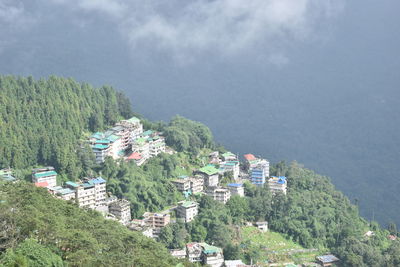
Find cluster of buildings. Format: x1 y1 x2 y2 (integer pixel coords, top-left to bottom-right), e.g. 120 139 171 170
88 116 166 165
31 166 132 225
129 130 166 166
244 154 287 194
170 242 224 267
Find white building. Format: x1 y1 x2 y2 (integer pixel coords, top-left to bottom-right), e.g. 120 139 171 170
268 176 287 195
206 187 231 204
227 183 245 197
177 201 198 223
197 165 219 187
32 167 57 188
109 199 131 225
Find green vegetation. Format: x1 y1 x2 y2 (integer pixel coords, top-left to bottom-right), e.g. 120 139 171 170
0 75 133 179
239 226 319 264
0 182 177 267
1 75 400 266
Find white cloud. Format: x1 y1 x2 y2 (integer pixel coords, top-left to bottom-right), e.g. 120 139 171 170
6 0 345 64
118 0 345 63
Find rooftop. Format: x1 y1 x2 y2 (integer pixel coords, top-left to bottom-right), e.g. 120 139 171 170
316 255 339 263
33 171 57 178
199 165 219 176
244 154 256 161
199 243 222 254
87 177 106 185
180 201 197 208
107 134 121 142
65 181 80 188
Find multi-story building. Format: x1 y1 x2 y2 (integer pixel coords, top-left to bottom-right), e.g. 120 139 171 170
206 187 231 204
268 176 287 195
116 116 143 142
32 167 57 188
177 201 198 223
250 159 270 186
65 181 96 209
143 212 171 229
143 212 171 237
172 178 191 193
189 176 204 194
109 125 132 151
148 135 166 157
197 165 219 187
109 199 131 225
85 177 107 207
186 243 203 263
200 243 224 267
227 183 245 197
220 161 240 180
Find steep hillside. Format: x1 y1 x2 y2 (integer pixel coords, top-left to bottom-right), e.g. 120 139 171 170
0 75 133 178
0 182 178 267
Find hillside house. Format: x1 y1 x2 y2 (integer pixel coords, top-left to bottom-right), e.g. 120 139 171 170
109 199 131 225
200 243 224 267
206 187 231 204
255 221 268 232
316 255 340 267
227 183 245 197
177 201 198 223
197 165 219 187
32 167 57 188
268 176 287 195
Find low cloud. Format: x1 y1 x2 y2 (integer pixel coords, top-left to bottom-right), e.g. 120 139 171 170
3 0 345 64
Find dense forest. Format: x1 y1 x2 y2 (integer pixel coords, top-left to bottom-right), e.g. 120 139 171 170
0 182 178 267
0 75 133 179
1 75 400 266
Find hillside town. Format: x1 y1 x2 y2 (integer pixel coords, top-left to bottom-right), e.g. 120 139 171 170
1 116 340 267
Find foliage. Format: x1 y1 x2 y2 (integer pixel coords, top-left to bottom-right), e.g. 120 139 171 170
0 75 132 178
163 115 215 154
0 182 177 267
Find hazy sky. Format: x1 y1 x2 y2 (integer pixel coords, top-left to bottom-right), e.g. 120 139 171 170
1 0 400 225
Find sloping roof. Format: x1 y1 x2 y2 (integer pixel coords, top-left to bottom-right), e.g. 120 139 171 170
244 154 256 161
33 171 57 178
199 165 219 176
316 255 339 263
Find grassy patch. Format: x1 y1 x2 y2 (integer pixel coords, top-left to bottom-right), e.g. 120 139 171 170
239 226 320 265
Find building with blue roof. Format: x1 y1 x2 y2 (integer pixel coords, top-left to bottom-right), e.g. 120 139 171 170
227 183 245 197
268 176 287 195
